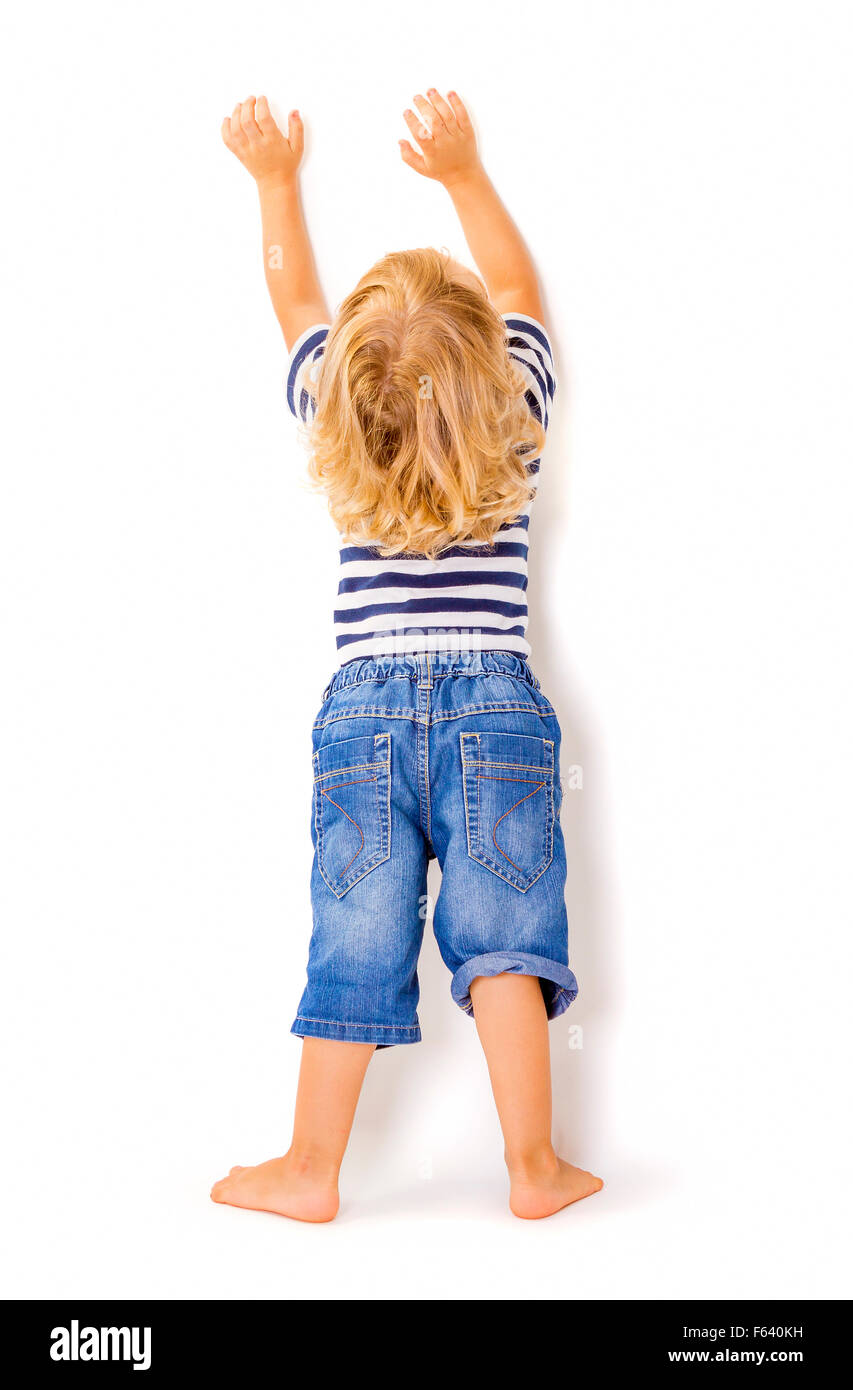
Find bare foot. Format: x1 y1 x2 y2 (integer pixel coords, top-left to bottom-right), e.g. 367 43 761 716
210 1153 339 1222
508 1153 604 1220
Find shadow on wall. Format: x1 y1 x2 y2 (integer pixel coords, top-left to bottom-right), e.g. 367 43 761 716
526 319 621 1161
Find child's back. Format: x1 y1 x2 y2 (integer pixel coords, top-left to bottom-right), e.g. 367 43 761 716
288 246 553 663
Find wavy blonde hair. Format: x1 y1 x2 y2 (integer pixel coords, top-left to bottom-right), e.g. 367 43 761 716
305 248 544 558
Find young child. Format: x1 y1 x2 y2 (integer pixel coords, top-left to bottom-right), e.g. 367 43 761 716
212 88 602 1221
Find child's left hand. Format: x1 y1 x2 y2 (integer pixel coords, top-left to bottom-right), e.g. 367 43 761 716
399 89 480 186
221 96 304 189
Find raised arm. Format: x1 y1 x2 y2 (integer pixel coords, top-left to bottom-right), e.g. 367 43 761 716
399 89 544 324
221 97 330 349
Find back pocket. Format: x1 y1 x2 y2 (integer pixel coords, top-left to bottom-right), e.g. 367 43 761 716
460 731 554 892
313 733 391 898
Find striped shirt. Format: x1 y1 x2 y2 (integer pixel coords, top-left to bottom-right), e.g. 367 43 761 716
285 312 555 665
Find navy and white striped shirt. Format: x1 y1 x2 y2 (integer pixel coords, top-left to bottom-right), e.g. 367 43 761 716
286 313 555 665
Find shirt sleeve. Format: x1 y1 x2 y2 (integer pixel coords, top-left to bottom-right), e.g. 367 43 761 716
503 313 556 434
285 323 330 423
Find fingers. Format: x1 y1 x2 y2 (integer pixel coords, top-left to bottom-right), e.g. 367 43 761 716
401 90 473 175
227 103 247 147
287 108 304 158
399 138 427 175
413 93 441 135
447 89 471 132
403 107 432 147
426 87 456 130
239 96 263 143
222 94 298 160
254 94 280 136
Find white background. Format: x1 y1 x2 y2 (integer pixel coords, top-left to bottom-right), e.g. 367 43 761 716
1 0 851 1300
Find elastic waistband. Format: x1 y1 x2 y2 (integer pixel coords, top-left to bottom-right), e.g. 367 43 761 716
323 649 541 699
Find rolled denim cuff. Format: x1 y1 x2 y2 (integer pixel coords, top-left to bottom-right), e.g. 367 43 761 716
451 951 578 1021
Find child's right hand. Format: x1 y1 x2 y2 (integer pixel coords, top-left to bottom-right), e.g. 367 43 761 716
221 97 304 188
399 89 480 186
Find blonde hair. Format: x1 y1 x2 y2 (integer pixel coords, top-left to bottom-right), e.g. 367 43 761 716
305 248 544 559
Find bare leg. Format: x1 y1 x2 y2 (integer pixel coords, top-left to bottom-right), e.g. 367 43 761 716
470 972 603 1219
210 1038 374 1221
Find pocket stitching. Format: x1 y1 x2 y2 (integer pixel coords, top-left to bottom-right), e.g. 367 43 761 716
461 732 555 893
319 781 368 878
487 777 547 876
314 734 391 899
315 761 383 782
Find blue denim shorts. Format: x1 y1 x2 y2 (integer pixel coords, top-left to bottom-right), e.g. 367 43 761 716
292 650 578 1046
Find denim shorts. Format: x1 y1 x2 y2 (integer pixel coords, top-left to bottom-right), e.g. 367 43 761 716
291 650 578 1046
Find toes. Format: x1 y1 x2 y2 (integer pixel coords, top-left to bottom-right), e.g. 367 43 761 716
229 1166 245 1176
